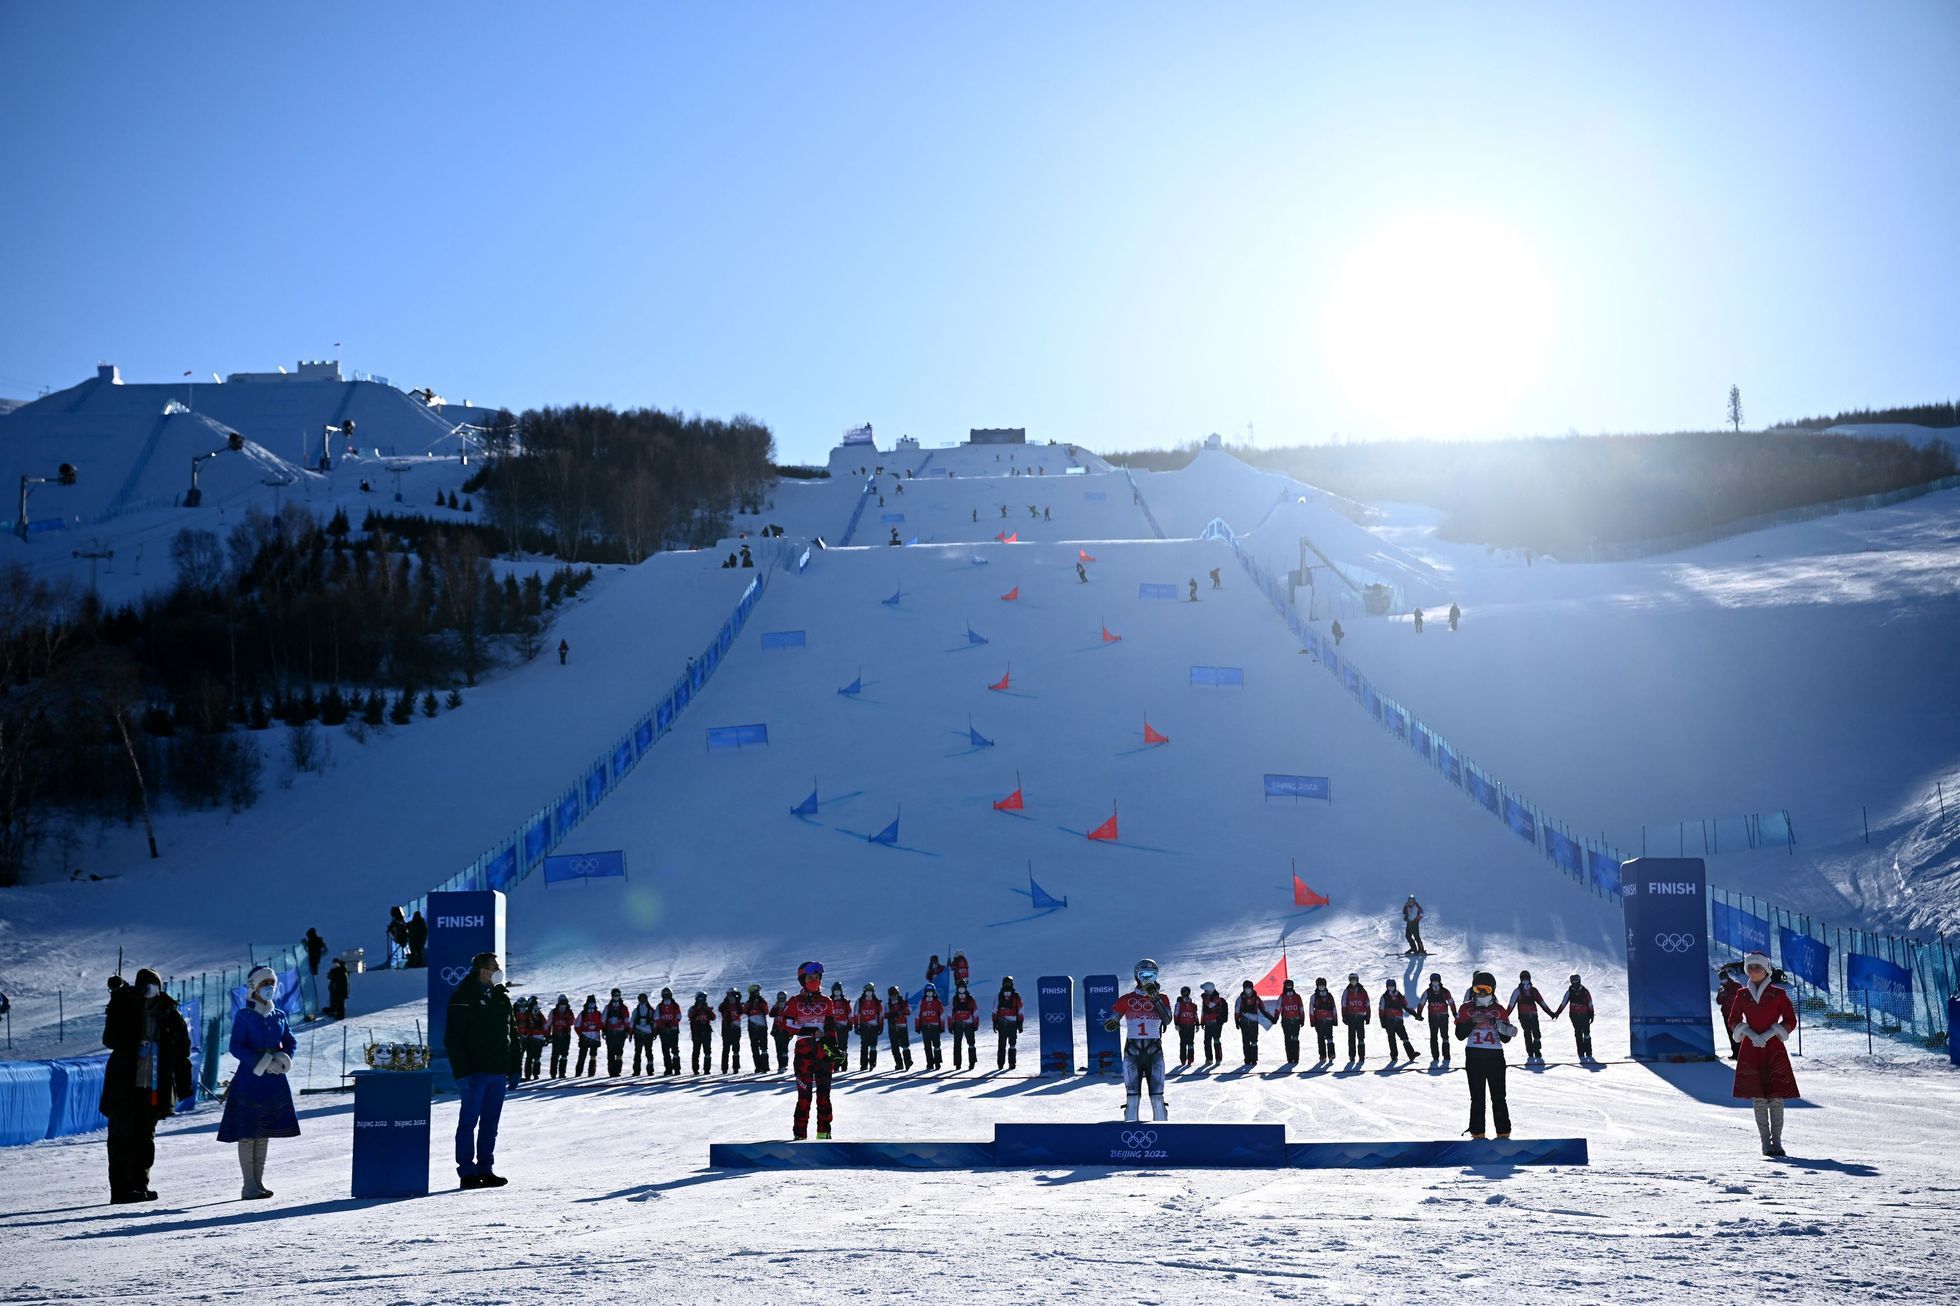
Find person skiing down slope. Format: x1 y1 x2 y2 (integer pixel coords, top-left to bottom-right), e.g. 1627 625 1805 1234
781 962 845 1141
1401 895 1426 954
1104 959 1174 1122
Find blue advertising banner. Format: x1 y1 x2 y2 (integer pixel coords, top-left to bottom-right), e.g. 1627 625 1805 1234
1084 491 1108 501
1325 650 1340 677
1263 774 1332 801
1344 666 1361 696
1082 973 1120 1074
178 997 202 1110
585 764 606 807
1545 827 1583 877
426 891 507 1087
556 791 581 838
1504 796 1537 845
1439 746 1462 787
1621 858 1715 1060
525 815 551 867
1712 901 1770 955
485 845 517 892
1189 666 1246 686
1589 848 1623 897
1412 725 1432 762
613 740 634 781
760 630 807 651
636 718 654 752
1364 687 1381 720
1036 975 1075 1075
1778 927 1830 991
657 697 675 733
350 1070 432 1198
1466 769 1500 815
879 513 905 523
1847 952 1912 1017
1138 583 1179 600
706 724 769 750
542 850 628 885
1388 707 1407 741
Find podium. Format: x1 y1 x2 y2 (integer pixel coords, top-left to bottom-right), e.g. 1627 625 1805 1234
351 1070 432 1198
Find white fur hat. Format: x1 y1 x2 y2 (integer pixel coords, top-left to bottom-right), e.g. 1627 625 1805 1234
1742 952 1772 974
246 965 278 992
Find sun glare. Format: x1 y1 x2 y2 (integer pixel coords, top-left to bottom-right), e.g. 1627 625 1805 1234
1318 212 1557 437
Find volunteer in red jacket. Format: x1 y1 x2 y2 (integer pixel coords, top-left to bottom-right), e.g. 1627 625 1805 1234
743 984 771 1073
782 962 845 1140
574 996 603 1076
1234 980 1267 1067
1199 983 1228 1067
854 985 884 1071
1340 973 1371 1061
1455 970 1516 1138
769 990 792 1073
1309 978 1338 1061
547 995 574 1078
656 988 682 1076
717 988 745 1074
1550 974 1596 1061
950 980 979 1070
518 997 548 1081
601 989 631 1077
1173 986 1199 1068
827 983 852 1074
629 993 658 1076
1729 951 1799 1157
1378 979 1418 1062
951 951 971 989
1420 974 1456 1064
993 977 1024 1071
1276 979 1306 1064
917 984 946 1069
1508 971 1554 1063
885 986 913 1071
687 991 714 1074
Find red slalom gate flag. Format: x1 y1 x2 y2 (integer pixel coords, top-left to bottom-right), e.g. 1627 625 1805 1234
1087 810 1118 841
1001 585 1019 601
1101 625 1122 643
1003 531 1018 543
1254 951 1289 1000
993 787 1024 812
1293 874 1329 908
1143 720 1169 745
989 668 1011 691
1079 548 1096 562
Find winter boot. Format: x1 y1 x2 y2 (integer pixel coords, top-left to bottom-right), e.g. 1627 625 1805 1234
1752 1099 1774 1155
1767 1100 1786 1156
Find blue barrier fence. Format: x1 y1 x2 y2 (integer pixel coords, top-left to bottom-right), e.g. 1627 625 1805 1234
1189 666 1245 686
838 477 877 546
1120 469 1167 540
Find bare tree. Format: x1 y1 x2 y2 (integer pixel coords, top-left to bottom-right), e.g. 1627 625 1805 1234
1728 384 1744 433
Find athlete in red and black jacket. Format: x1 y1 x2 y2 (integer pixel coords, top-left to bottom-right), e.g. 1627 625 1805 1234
575 997 604 1077
1309 979 1338 1061
687 992 714 1074
547 995 575 1078
1339 974 1371 1061
1551 974 1597 1060
1420 975 1456 1063
717 988 745 1073
769 990 792 1073
1377 979 1418 1061
782 962 844 1140
1173 988 1200 1067
1276 980 1306 1063
992 978 1024 1071
656 988 682 1075
745 985 772 1073
601 989 631 1077
827 984 852 1074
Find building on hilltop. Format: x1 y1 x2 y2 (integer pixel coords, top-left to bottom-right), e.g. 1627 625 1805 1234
227 359 344 384
968 427 1026 445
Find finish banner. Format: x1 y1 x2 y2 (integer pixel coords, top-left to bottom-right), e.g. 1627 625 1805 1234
426 890 507 1088
1036 975 1075 1075
1082 973 1119 1073
1621 858 1716 1060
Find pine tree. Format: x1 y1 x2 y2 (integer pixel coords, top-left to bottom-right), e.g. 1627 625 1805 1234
445 687 463 710
390 691 414 725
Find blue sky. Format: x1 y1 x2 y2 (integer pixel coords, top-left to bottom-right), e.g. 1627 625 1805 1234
2 2 1955 463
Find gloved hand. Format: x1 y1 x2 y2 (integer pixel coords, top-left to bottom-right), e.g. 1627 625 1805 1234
1731 1024 1748 1045
268 1052 293 1075
1765 1025 1789 1043
253 1050 276 1076
1495 1020 1518 1040
1103 1018 1120 1033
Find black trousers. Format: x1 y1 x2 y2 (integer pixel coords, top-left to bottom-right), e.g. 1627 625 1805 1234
721 1026 742 1072
661 1029 681 1074
773 1030 792 1073
632 1032 655 1074
1345 1017 1368 1058
1519 1015 1543 1059
690 1029 711 1073
921 1028 944 1068
858 1026 880 1070
952 1026 976 1067
792 1040 833 1139
1383 1018 1417 1058
1239 1021 1259 1064
888 1024 913 1069
1570 1016 1594 1059
1429 1016 1451 1059
750 1027 770 1071
523 1038 544 1079
1281 1018 1303 1062
550 1033 570 1077
1405 921 1424 952
577 1038 600 1075
605 1032 627 1076
996 1024 1019 1069
105 1109 158 1197
1466 1049 1510 1136
1177 1025 1196 1065
1202 1022 1224 1063
1314 1022 1336 1059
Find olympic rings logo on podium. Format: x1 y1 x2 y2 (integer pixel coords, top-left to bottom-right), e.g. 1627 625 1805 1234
1120 1130 1158 1150
1654 933 1696 954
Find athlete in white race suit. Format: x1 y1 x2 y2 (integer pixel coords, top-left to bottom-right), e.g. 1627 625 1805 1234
1105 958 1173 1122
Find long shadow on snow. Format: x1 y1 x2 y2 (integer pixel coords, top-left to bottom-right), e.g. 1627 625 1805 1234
64 1195 425 1239
1643 1061 1822 1109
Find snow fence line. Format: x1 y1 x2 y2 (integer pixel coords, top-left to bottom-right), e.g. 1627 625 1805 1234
1224 529 1955 1048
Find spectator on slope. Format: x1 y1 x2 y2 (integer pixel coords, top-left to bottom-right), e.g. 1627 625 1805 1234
1508 971 1553 1063
745 984 772 1073
1043 506 1051 521
1234 979 1268 1067
1310 977 1339 1061
1341 973 1372 1061
658 988 683 1075
1077 562 1088 583
783 962 844 1141
741 544 754 567
718 987 745 1074
549 995 575 1077
386 907 409 970
1174 986 1199 1068
1448 602 1460 632
1379 979 1418 1062
1402 895 1427 955
993 976 1024 1071
1001 505 1009 518
1199 982 1229 1067
1716 963 1745 1059
1188 578 1199 602
926 954 946 992
406 911 428 969
1331 619 1344 646
518 997 548 1081
1730 952 1800 1157
917 983 946 1070
854 985 884 1071
1210 567 1222 589
326 957 349 1021
100 968 193 1205
1551 974 1596 1062
687 991 714 1074
300 928 328 1021
770 990 792 1072
444 951 514 1189
1277 978 1305 1063
558 639 569 665
1413 607 1425 634
827 983 852 1074
601 989 631 1077
1422 974 1457 1064
507 1001 525 1092
574 996 603 1076
972 508 977 523
631 993 658 1076
950 979 980 1071
951 951 971 989
889 527 901 546
886 986 914 1071
1455 970 1516 1139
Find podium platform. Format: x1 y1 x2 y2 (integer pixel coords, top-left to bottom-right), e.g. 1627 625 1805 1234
709 1123 1587 1171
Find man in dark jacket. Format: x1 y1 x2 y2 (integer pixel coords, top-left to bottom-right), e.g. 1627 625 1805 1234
445 951 514 1190
406 911 429 969
301 928 328 1021
99 969 193 1204
326 958 350 1021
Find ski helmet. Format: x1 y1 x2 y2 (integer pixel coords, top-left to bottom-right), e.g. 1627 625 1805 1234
1200 981 1216 995
1520 970 1531 981
798 961 824 982
1347 972 1359 983
1001 976 1014 989
1471 970 1496 992
1282 978 1295 990
1134 958 1160 988
1315 977 1328 988
1179 986 1191 997
661 987 672 999
1569 974 1582 985
1385 978 1397 989
1429 974 1441 984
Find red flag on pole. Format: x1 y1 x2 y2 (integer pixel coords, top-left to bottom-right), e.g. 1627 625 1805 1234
1254 950 1289 999
1293 874 1328 908
1079 548 1096 562
1087 809 1118 841
988 667 1011 691
1001 585 1019 601
1101 624 1122 643
1143 720 1169 745
993 787 1024 812
1003 531 1018 543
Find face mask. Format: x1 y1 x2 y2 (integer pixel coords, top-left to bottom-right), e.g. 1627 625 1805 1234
490 970 506 988
1475 993 1494 1006
143 983 161 999
257 986 277 1004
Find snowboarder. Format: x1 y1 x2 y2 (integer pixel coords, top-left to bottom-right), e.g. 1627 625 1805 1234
687 992 713 1074
993 977 1024 1070
1106 959 1173 1121
1730 952 1799 1156
1379 979 1418 1061
1076 561 1087 583
917 984 945 1069
827 983 852 1073
1188 578 1199 602
889 527 901 546
657 988 682 1075
1448 602 1460 632
1340 974 1372 1060
770 990 792 1073
1422 974 1456 1063
1310 978 1338 1060
1210 567 1221 589
1277 979 1306 1063
925 954 946 992
1234 980 1267 1066
558 639 569 665
1551 974 1595 1061
406 911 428 968
971 508 977 523
1402 895 1426 954
631 994 658 1075
444 952 514 1190
745 984 771 1073
782 961 845 1141
717 987 745 1073
1456 970 1516 1137
219 966 299 1199
575 996 603 1076
856 984 884 1071
602 989 631 1076
1716 962 1745 1059
1508 971 1553 1062
1199 982 1228 1066
1330 619 1344 647
326 958 349 1021
99 969 192 1205
886 986 913 1070
548 995 574 1077
1043 505 1051 521
1413 607 1424 633
950 980 979 1070
1000 504 1009 518
1173 986 1199 1067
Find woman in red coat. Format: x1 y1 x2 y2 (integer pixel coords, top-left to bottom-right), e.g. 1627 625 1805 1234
1729 952 1799 1156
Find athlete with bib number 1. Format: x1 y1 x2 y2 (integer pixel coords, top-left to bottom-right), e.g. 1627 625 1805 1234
781 962 845 1141
1104 958 1174 1122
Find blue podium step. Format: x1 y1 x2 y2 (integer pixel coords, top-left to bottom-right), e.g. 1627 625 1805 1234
1287 1137 1589 1168
994 1122 1284 1168
708 1140 994 1170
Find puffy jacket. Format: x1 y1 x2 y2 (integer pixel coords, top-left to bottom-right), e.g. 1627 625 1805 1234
951 956 971 985
886 996 910 1031
856 997 884 1028
1559 986 1595 1019
602 1000 631 1034
1310 990 1337 1026
1174 998 1198 1027
1509 984 1551 1018
688 1001 714 1031
446 976 515 1076
1341 985 1371 1020
1200 993 1229 1026
917 993 945 1029
718 995 744 1027
631 1003 657 1036
1379 990 1412 1021
1277 991 1305 1022
657 999 682 1030
1422 985 1456 1019
993 991 1023 1028
549 1004 575 1035
829 996 852 1030
950 992 979 1028
770 998 788 1031
745 995 770 1026
576 1008 603 1041
1235 992 1268 1026
781 992 835 1042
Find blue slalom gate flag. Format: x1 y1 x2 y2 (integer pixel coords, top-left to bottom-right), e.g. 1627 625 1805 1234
790 786 819 818
838 675 863 696
967 625 988 645
882 588 902 607
1029 873 1067 910
969 724 994 747
869 813 900 845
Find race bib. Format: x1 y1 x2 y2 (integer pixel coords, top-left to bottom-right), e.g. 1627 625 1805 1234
1466 1022 1500 1050
1125 1015 1162 1039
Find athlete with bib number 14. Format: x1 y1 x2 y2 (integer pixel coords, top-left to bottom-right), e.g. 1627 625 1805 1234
1104 958 1174 1122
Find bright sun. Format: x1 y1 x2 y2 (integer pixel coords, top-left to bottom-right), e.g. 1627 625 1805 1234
1318 212 1557 437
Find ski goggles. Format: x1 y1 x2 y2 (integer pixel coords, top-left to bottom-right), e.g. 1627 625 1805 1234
1470 983 1496 996
1136 966 1160 987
